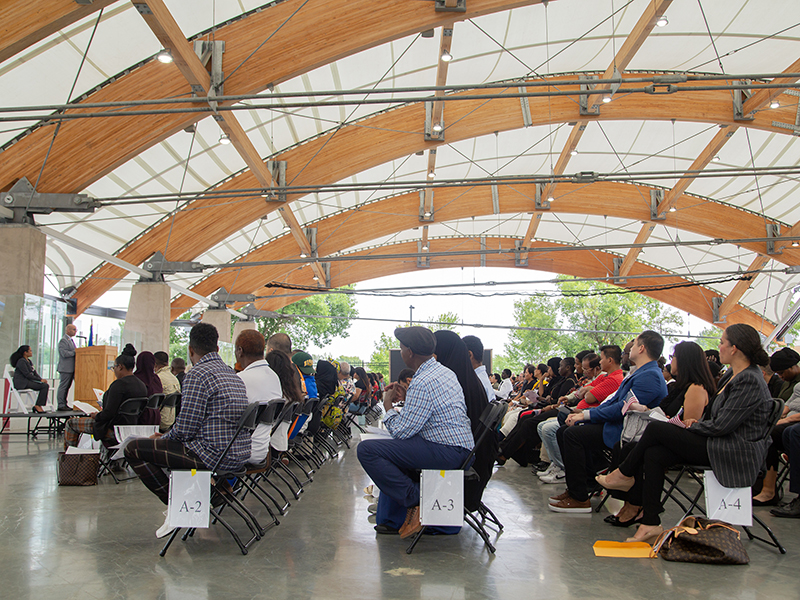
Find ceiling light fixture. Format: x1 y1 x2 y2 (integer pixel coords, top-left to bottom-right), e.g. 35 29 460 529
427 171 435 179
602 95 612 103
441 50 453 63
770 100 780 109
300 252 308 258
712 155 721 162
312 275 319 281
156 49 173 63
669 206 677 212
422 244 429 250
547 196 554 203
656 15 668 27
570 150 578 156
793 241 799 247
423 211 431 218
432 123 443 133
219 133 231 145
282 224 290 231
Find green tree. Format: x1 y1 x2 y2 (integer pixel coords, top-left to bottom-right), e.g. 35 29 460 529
504 295 562 366
431 311 460 332
692 325 722 351
169 311 191 362
369 332 398 378
254 290 357 350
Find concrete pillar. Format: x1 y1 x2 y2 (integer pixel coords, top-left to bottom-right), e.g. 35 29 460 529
232 320 257 344
0 224 45 296
202 309 232 343
124 281 171 352
0 224 47 368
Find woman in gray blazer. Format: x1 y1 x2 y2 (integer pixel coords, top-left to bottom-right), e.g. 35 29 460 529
597 323 772 543
10 345 50 412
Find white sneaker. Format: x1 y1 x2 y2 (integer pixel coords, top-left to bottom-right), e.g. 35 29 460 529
540 467 566 484
156 511 175 539
537 464 556 479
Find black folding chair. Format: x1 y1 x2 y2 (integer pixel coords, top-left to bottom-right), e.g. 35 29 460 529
406 400 508 554
147 393 165 409
97 396 149 484
661 398 786 554
160 401 262 556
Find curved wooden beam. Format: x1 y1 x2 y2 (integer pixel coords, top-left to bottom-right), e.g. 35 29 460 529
0 0 115 65
166 180 794 324
213 237 770 335
73 79 800 315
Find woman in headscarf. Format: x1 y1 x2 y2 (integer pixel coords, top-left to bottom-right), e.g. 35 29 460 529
433 329 497 511
133 349 163 396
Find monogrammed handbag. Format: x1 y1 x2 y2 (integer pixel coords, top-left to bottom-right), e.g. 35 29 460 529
57 452 99 486
651 516 749 565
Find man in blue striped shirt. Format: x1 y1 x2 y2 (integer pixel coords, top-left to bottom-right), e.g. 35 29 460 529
357 326 474 538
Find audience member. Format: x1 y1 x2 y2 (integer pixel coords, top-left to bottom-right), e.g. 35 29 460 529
549 331 667 513
153 351 180 431
770 347 800 401
266 349 305 453
64 346 147 448
134 350 163 397
705 348 721 364
358 327 473 538
496 369 514 399
490 373 501 390
125 323 250 539
760 362 784 398
10 345 49 413
463 335 495 402
266 332 292 355
235 330 282 464
598 324 772 542
348 366 372 415
292 350 318 399
170 357 186 388
771 422 800 518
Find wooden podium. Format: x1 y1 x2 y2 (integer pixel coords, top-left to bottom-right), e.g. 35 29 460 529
75 346 117 408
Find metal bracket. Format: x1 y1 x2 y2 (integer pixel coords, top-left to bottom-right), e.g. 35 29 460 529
650 189 666 220
480 236 486 267
579 75 600 116
193 40 225 101
211 287 256 306
491 181 500 214
733 80 754 121
434 0 466 12
241 303 281 319
305 227 318 258
519 87 532 127
424 101 445 141
263 161 287 202
419 190 434 221
0 177 99 224
712 297 727 324
534 183 550 210
771 91 800 136
74 0 96 5
612 257 626 285
417 242 430 268
142 251 204 281
321 262 331 288
132 3 152 15
766 223 781 255
514 240 528 267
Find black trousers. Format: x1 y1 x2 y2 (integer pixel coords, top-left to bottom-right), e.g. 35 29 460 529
21 380 49 407
766 422 792 470
608 441 644 506
784 423 800 494
558 423 608 502
499 410 554 466
619 421 710 526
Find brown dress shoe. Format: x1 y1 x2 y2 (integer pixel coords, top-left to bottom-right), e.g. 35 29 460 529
549 490 571 505
548 495 591 513
399 506 422 539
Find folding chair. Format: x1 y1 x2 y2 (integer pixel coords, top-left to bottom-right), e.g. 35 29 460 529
147 393 165 409
160 401 262 556
3 365 38 413
406 400 508 554
661 398 786 554
98 396 149 484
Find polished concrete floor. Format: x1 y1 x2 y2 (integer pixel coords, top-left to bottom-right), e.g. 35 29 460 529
0 430 797 600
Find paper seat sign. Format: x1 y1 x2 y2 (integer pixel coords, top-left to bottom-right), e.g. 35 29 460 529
420 469 464 527
168 470 211 529
704 470 752 526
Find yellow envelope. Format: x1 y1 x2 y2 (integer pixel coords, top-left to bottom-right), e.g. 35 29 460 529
592 540 653 558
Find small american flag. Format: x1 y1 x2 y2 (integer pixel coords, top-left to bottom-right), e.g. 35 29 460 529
667 408 686 428
620 391 638 415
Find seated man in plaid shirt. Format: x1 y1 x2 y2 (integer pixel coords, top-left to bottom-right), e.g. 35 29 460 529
125 323 250 538
357 326 474 539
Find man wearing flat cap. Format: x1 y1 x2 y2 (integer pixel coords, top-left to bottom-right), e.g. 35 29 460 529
357 326 474 539
770 347 800 402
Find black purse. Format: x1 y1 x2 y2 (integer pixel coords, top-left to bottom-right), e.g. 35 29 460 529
651 516 749 565
57 452 99 486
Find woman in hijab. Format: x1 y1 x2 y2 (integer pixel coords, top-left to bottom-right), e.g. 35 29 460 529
433 329 497 511
134 350 163 396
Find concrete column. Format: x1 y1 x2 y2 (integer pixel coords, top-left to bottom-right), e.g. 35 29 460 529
0 224 45 296
202 309 232 343
124 281 171 352
232 320 256 343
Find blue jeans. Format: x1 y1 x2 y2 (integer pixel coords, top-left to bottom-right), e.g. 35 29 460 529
357 435 471 508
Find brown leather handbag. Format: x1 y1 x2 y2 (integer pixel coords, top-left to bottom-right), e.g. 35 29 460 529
57 452 100 486
651 516 749 565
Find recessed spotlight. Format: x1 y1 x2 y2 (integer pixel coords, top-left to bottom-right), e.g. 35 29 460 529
427 171 436 179
422 244 429 250
656 15 668 27
530 237 535 242
432 123 443 133
300 252 308 258
547 196 554 203
570 150 578 157
712 155 721 162
312 275 319 281
282 224 290 231
602 95 612 103
669 206 677 212
770 100 780 109
793 241 799 247
219 133 231 145
441 50 453 63
156 49 173 63
424 211 431 218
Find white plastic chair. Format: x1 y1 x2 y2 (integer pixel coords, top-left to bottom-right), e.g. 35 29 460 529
3 365 37 413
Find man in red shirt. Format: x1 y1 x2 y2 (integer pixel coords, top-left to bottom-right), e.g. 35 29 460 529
538 346 623 483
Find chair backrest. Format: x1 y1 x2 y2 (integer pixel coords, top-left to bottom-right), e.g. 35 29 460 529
459 401 506 470
302 397 319 416
118 397 149 418
257 398 286 427
210 401 261 473
147 393 165 409
3 364 35 412
162 392 181 409
271 400 298 435
767 398 785 434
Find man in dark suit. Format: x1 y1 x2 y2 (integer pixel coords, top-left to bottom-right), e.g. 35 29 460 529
56 323 77 411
